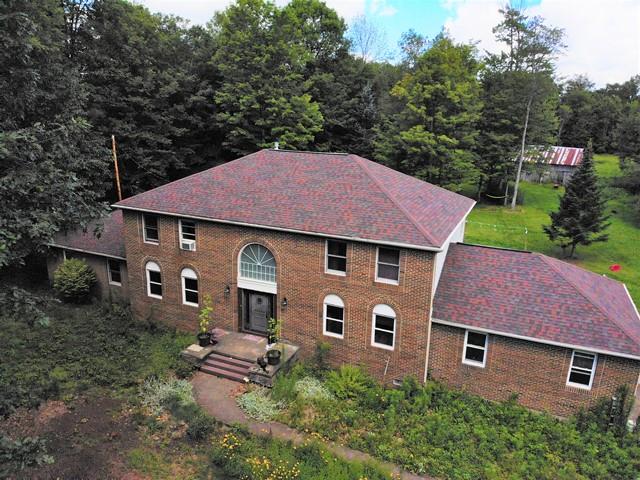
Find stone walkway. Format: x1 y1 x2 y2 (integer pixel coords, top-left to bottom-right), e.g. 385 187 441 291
191 372 435 480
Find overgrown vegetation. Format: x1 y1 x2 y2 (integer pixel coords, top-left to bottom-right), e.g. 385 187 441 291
210 428 394 480
0 296 192 417
0 435 54 477
239 363 640 480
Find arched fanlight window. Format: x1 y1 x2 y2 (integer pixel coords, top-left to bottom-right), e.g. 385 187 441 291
371 304 396 350
145 261 162 299
323 294 345 338
181 268 199 306
239 244 276 283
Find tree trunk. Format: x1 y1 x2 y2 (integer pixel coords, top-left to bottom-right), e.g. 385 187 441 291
569 243 577 258
510 95 533 209
503 179 509 206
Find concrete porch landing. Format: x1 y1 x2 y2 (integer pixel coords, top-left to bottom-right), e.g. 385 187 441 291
210 328 269 361
182 328 299 386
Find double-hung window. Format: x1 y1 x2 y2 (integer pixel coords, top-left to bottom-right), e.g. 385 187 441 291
567 351 597 389
371 304 396 350
181 268 199 306
463 330 488 367
145 261 162 299
325 240 347 275
179 219 197 251
143 214 159 244
323 294 344 338
107 259 122 285
376 247 400 284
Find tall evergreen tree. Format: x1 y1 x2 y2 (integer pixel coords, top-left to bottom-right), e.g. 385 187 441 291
543 140 609 257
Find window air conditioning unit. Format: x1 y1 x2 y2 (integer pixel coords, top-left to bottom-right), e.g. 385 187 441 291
181 239 196 251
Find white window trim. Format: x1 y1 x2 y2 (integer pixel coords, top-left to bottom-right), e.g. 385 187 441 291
371 304 396 350
179 219 197 251
142 214 159 245
107 259 121 286
181 268 199 307
566 350 597 390
145 261 162 299
462 330 488 368
375 247 400 285
323 294 345 339
325 239 347 276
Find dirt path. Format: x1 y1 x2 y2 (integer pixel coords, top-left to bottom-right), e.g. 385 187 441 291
191 372 435 480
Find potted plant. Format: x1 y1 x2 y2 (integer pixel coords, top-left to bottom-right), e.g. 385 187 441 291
267 317 278 346
197 294 214 347
266 348 281 365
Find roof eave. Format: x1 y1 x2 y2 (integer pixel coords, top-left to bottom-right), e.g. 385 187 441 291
112 204 445 253
47 243 127 261
431 317 640 361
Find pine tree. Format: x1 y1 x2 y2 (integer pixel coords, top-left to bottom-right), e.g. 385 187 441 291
543 140 609 257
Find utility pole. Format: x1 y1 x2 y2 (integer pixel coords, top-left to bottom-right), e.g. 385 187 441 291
111 135 122 201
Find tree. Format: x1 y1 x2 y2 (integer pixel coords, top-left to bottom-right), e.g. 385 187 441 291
543 140 609 257
212 0 323 156
557 76 595 147
79 0 220 193
375 34 482 191
348 14 389 62
479 6 563 208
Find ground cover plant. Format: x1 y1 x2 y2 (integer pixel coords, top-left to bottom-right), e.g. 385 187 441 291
0 293 193 418
248 363 640 480
465 154 640 304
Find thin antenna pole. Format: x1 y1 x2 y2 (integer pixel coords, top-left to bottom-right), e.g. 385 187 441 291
111 135 122 201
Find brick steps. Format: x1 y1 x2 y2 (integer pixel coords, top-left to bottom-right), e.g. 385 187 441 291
200 353 253 383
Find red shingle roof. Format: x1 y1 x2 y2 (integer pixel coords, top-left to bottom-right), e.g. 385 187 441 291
524 146 584 167
50 210 125 259
433 243 640 358
115 150 475 249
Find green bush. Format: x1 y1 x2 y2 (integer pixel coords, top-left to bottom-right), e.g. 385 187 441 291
294 376 334 402
53 258 97 302
0 435 53 477
140 377 193 416
325 364 372 400
186 412 215 441
236 387 285 422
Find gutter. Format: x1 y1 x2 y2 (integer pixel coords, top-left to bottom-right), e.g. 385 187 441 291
432 318 640 361
112 204 447 253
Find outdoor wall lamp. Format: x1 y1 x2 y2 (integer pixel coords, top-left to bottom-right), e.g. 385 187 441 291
224 285 230 296
281 297 288 308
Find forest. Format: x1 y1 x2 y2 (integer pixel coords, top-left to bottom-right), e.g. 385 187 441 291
1 0 639 272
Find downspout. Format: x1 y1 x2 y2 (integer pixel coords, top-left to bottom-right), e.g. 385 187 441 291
423 251 438 383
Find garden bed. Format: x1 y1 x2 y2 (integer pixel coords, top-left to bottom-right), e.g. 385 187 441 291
236 362 640 480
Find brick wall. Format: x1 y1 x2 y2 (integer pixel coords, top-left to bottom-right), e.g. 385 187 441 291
122 211 435 383
46 248 129 301
428 322 640 417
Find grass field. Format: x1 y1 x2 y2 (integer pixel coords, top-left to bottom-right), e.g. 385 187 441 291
465 154 640 305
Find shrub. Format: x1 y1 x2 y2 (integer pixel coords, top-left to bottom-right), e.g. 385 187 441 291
186 412 215 441
236 387 284 422
313 341 332 371
53 258 97 302
294 376 334 402
325 364 372 400
140 377 193 416
0 435 54 477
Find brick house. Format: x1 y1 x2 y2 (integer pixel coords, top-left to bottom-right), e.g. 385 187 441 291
48 149 640 417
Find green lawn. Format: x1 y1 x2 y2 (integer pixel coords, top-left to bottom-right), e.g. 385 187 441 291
465 154 640 305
